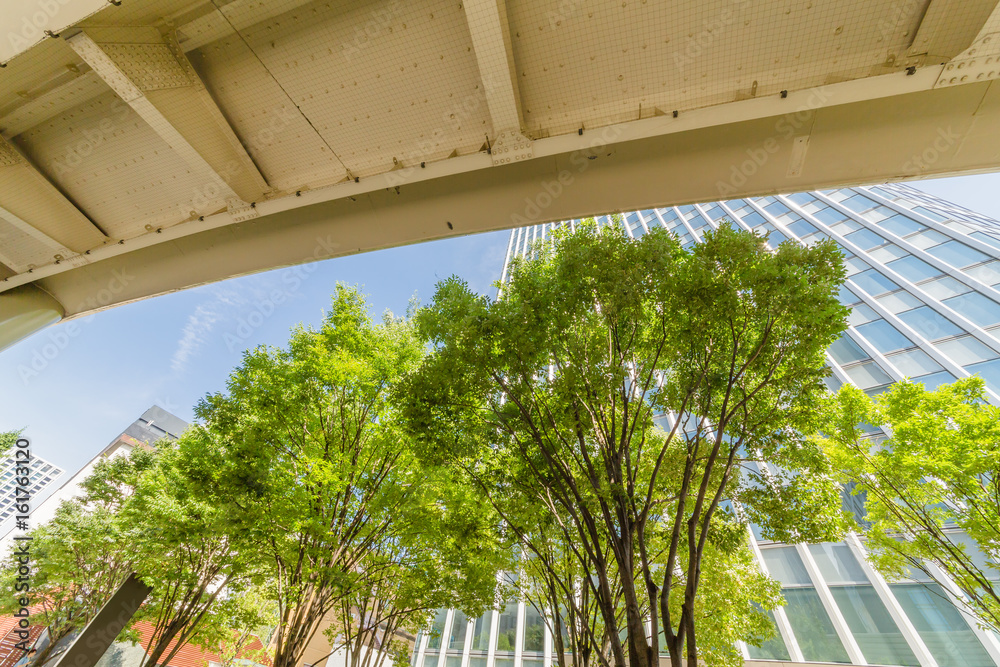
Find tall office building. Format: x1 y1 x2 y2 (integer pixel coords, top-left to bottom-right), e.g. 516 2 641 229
0 453 62 534
0 405 187 549
414 184 1000 667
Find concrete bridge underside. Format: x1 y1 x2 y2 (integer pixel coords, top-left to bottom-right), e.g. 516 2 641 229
3 0 1000 347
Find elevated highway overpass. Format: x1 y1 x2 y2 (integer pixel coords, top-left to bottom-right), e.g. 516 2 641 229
3 0 1000 347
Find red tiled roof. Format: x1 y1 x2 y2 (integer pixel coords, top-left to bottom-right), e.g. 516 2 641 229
132 621 271 667
0 626 45 667
0 606 47 667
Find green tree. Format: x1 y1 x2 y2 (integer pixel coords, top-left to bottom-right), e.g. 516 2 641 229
206 585 278 667
182 285 503 667
403 222 848 667
518 508 620 667
127 439 261 667
0 447 156 664
326 468 507 667
821 376 1000 631
0 429 21 454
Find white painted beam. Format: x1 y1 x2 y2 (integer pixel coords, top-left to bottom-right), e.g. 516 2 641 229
0 135 107 255
65 31 247 209
935 0 1000 88
462 0 532 165
0 202 66 253
2 70 1000 333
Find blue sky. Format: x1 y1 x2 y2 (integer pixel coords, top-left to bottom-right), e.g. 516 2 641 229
0 228 509 480
2 173 1000 484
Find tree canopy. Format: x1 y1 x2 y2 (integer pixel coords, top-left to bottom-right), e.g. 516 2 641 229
182 285 506 667
402 221 849 667
821 376 1000 631
0 447 156 663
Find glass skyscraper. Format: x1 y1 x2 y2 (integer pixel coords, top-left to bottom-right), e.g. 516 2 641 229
414 183 1000 667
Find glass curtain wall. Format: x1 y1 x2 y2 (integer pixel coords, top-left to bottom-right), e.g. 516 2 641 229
422 183 1000 667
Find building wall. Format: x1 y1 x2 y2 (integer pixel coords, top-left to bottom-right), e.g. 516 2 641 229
435 183 1000 667
0 405 188 553
0 452 62 538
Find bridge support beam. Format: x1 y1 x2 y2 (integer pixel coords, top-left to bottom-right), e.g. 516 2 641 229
50 574 152 667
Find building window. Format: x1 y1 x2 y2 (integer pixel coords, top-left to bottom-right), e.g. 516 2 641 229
760 547 850 663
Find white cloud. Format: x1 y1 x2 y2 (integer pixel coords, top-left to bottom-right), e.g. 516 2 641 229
170 287 248 373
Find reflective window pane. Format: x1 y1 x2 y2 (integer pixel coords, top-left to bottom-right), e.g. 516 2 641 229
427 609 448 650
876 290 922 314
912 206 950 223
495 603 518 653
831 218 864 236
864 206 894 223
815 208 849 225
869 244 908 264
887 255 943 283
927 240 991 269
783 588 851 663
920 276 970 300
830 586 919 666
523 606 544 653
844 361 894 389
838 285 861 306
847 304 879 326
890 583 994 667
887 348 943 377
808 543 868 584
785 192 814 205
897 307 963 341
913 371 956 391
469 611 493 652
841 194 880 213
943 292 1000 328
967 358 1000 395
877 214 924 237
745 609 791 661
448 611 469 651
828 335 869 365
907 229 950 249
970 231 1000 252
761 547 812 585
856 320 914 354
935 335 995 365
844 227 888 251
788 219 818 237
967 260 1000 287
851 270 900 297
